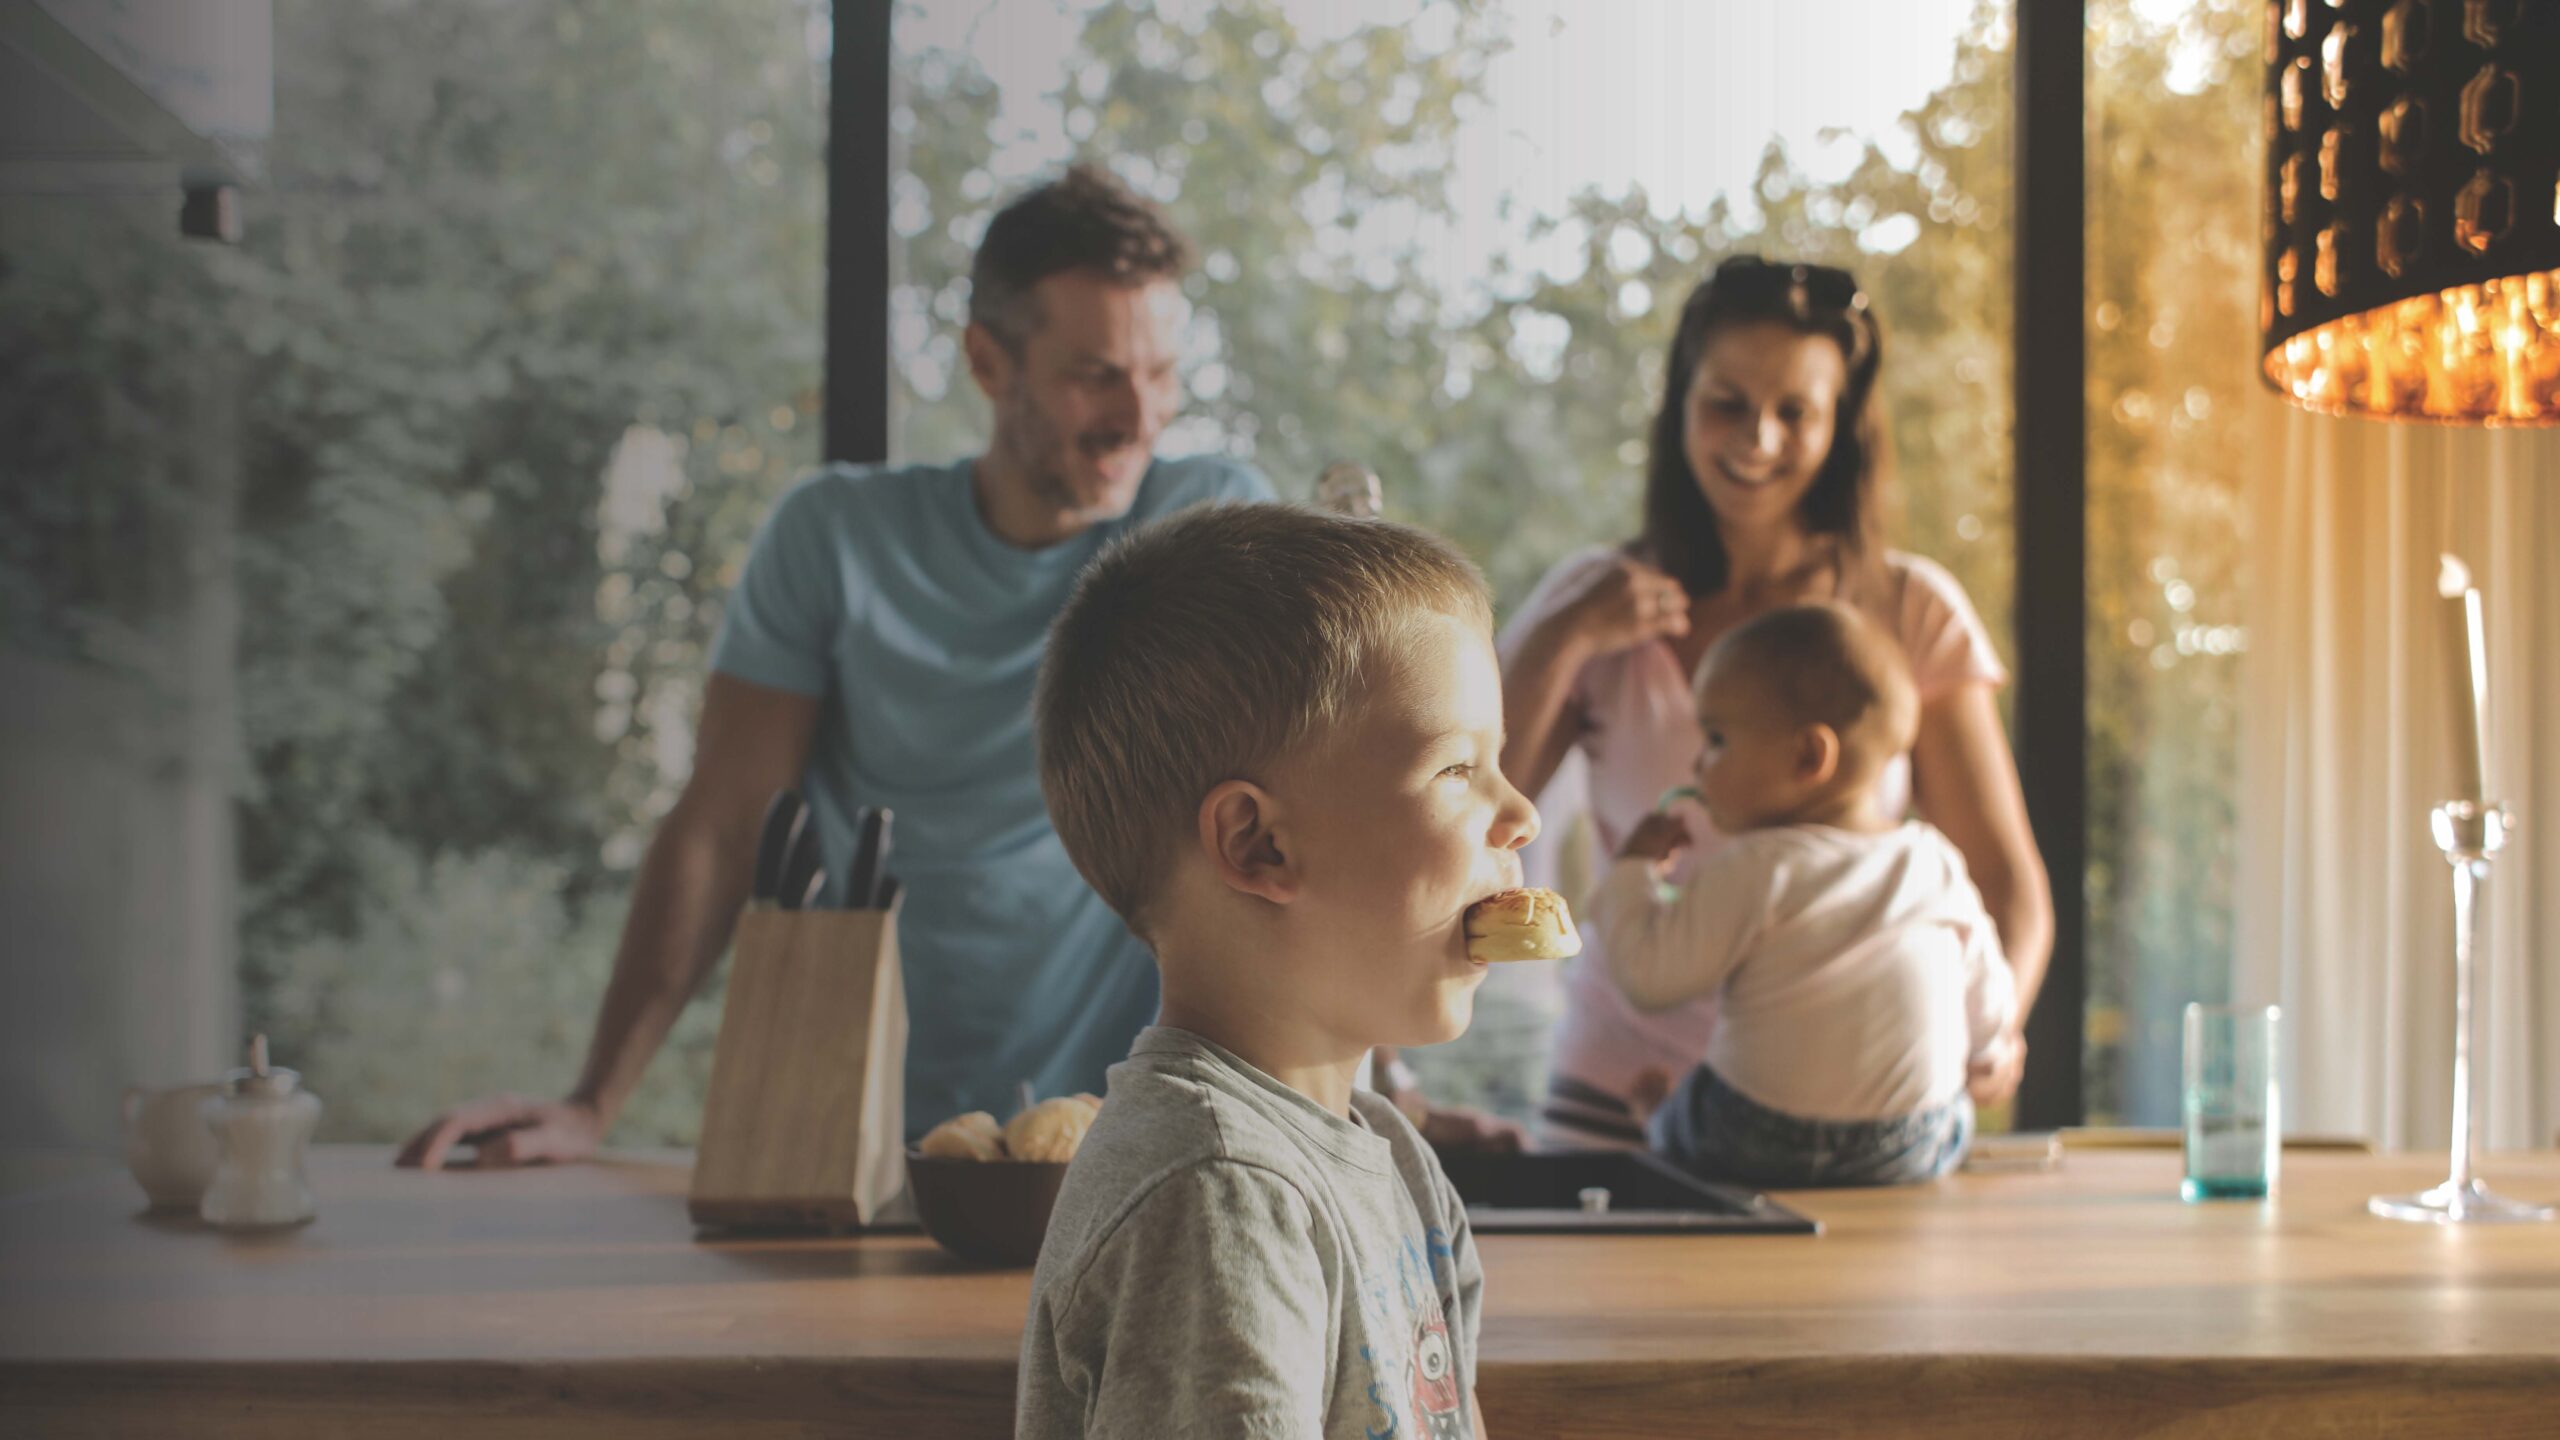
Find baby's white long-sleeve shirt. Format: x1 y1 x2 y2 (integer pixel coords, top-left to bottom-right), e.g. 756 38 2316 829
1586 821 2015 1122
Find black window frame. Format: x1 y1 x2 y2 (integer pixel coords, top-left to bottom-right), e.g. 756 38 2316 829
2010 0 2087 1129
824 1 892 469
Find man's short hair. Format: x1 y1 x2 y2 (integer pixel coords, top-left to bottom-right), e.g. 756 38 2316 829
1703 601 1919 773
1037 504 1493 937
969 164 1196 349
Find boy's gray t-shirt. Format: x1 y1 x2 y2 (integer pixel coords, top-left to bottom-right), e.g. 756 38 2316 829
1016 1027 1484 1440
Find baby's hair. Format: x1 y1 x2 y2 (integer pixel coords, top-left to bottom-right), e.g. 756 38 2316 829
1701 602 1918 776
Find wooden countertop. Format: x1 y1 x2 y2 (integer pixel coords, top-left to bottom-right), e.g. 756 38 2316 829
6 1146 2558 1437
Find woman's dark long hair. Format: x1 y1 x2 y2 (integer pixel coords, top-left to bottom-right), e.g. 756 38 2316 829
1639 259 1890 599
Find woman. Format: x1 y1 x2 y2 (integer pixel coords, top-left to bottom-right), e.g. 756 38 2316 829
1501 256 2052 1150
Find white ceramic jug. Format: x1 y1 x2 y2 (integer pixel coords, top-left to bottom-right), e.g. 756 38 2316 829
122 1081 226 1210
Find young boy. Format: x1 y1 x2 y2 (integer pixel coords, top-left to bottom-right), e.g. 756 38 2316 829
1019 504 1532 1439
1589 602 2016 1187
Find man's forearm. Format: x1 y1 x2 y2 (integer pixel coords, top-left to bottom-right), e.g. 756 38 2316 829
568 809 757 1128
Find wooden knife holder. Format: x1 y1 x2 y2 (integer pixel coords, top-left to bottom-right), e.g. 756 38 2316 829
688 903 908 1231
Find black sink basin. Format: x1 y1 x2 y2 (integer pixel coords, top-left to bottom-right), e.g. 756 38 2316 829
1436 1149 1819 1234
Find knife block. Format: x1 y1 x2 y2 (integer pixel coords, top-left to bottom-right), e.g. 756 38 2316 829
688 902 908 1231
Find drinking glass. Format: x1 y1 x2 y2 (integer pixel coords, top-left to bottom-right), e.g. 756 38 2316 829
2182 1004 2280 1202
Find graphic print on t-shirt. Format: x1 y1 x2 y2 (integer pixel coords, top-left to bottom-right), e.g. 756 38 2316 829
1407 1305 1464 1438
1354 1225 1468 1439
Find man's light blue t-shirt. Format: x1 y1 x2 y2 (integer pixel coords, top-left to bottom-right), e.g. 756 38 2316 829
709 454 1274 1136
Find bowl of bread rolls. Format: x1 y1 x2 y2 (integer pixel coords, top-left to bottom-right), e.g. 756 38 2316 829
905 1093 1100 1267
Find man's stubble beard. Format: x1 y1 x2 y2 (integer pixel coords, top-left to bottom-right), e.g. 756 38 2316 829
996 382 1088 517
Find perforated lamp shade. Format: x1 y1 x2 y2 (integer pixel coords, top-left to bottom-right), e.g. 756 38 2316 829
2260 0 2560 424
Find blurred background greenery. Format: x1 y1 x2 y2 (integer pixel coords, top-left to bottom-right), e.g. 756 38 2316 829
1 0 2253 1141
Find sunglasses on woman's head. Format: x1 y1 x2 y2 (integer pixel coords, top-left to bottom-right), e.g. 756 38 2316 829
1708 255 1868 314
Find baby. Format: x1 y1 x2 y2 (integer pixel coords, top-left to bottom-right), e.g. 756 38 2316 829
1018 503 1535 1438
1587 601 2015 1186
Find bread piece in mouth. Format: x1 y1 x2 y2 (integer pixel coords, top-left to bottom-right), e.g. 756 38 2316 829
1464 887 1582 963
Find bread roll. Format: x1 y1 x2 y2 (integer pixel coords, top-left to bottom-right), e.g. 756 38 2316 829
917 1110 1004 1161
1464 887 1582 963
1003 1096 1099 1163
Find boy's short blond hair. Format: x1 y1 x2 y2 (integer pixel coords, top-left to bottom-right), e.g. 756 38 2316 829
1703 601 1919 778
1036 503 1492 936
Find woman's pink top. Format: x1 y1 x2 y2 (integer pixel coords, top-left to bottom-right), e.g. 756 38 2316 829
1500 546 2008 1146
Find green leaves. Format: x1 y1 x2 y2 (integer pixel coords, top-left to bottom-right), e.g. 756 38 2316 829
6 0 2251 1133
3 0 828 1139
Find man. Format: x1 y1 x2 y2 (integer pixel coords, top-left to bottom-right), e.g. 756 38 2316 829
401 165 1520 1166
399 165 1272 1165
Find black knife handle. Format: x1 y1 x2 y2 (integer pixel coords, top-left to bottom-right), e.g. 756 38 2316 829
751 789 804 903
775 818 824 911
847 807 892 908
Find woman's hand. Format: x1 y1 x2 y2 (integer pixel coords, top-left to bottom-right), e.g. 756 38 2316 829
1417 1103 1528 1154
1503 555 1692 802
1557 556 1691 658
1374 1047 1527 1153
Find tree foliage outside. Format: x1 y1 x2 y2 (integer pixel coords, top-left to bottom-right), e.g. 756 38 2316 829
4 0 825 1141
892 0 2256 1122
888 0 2020 1120
2080 0 2258 1121
0 0 2254 1138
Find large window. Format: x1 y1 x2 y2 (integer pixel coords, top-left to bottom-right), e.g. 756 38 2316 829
890 0 2016 1122
8 0 2266 1144
2082 0 2258 1124
2 0 830 1144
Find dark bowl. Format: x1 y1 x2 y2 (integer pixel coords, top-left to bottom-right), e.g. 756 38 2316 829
904 1150 1069 1268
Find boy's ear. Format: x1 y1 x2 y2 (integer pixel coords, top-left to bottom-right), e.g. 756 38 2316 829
1795 723 1843 787
1198 780 1300 905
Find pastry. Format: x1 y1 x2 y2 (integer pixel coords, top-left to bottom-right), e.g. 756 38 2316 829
1002 1096 1099 1163
1464 887 1582 963
917 1110 1004 1161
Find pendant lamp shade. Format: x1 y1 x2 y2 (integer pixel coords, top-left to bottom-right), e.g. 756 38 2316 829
2260 0 2560 424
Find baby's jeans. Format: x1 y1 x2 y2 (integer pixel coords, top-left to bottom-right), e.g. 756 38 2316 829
1648 1065 1974 1187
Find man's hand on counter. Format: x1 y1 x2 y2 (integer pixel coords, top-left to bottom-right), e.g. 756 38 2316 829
395 1094 605 1170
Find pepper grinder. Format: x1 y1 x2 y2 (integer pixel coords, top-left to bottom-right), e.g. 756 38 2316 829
199 1034 322 1230
1314 461 1383 519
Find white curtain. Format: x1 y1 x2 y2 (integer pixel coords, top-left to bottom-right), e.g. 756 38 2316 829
2237 401 2560 1151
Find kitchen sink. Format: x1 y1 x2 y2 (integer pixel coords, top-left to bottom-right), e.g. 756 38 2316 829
1435 1149 1819 1235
